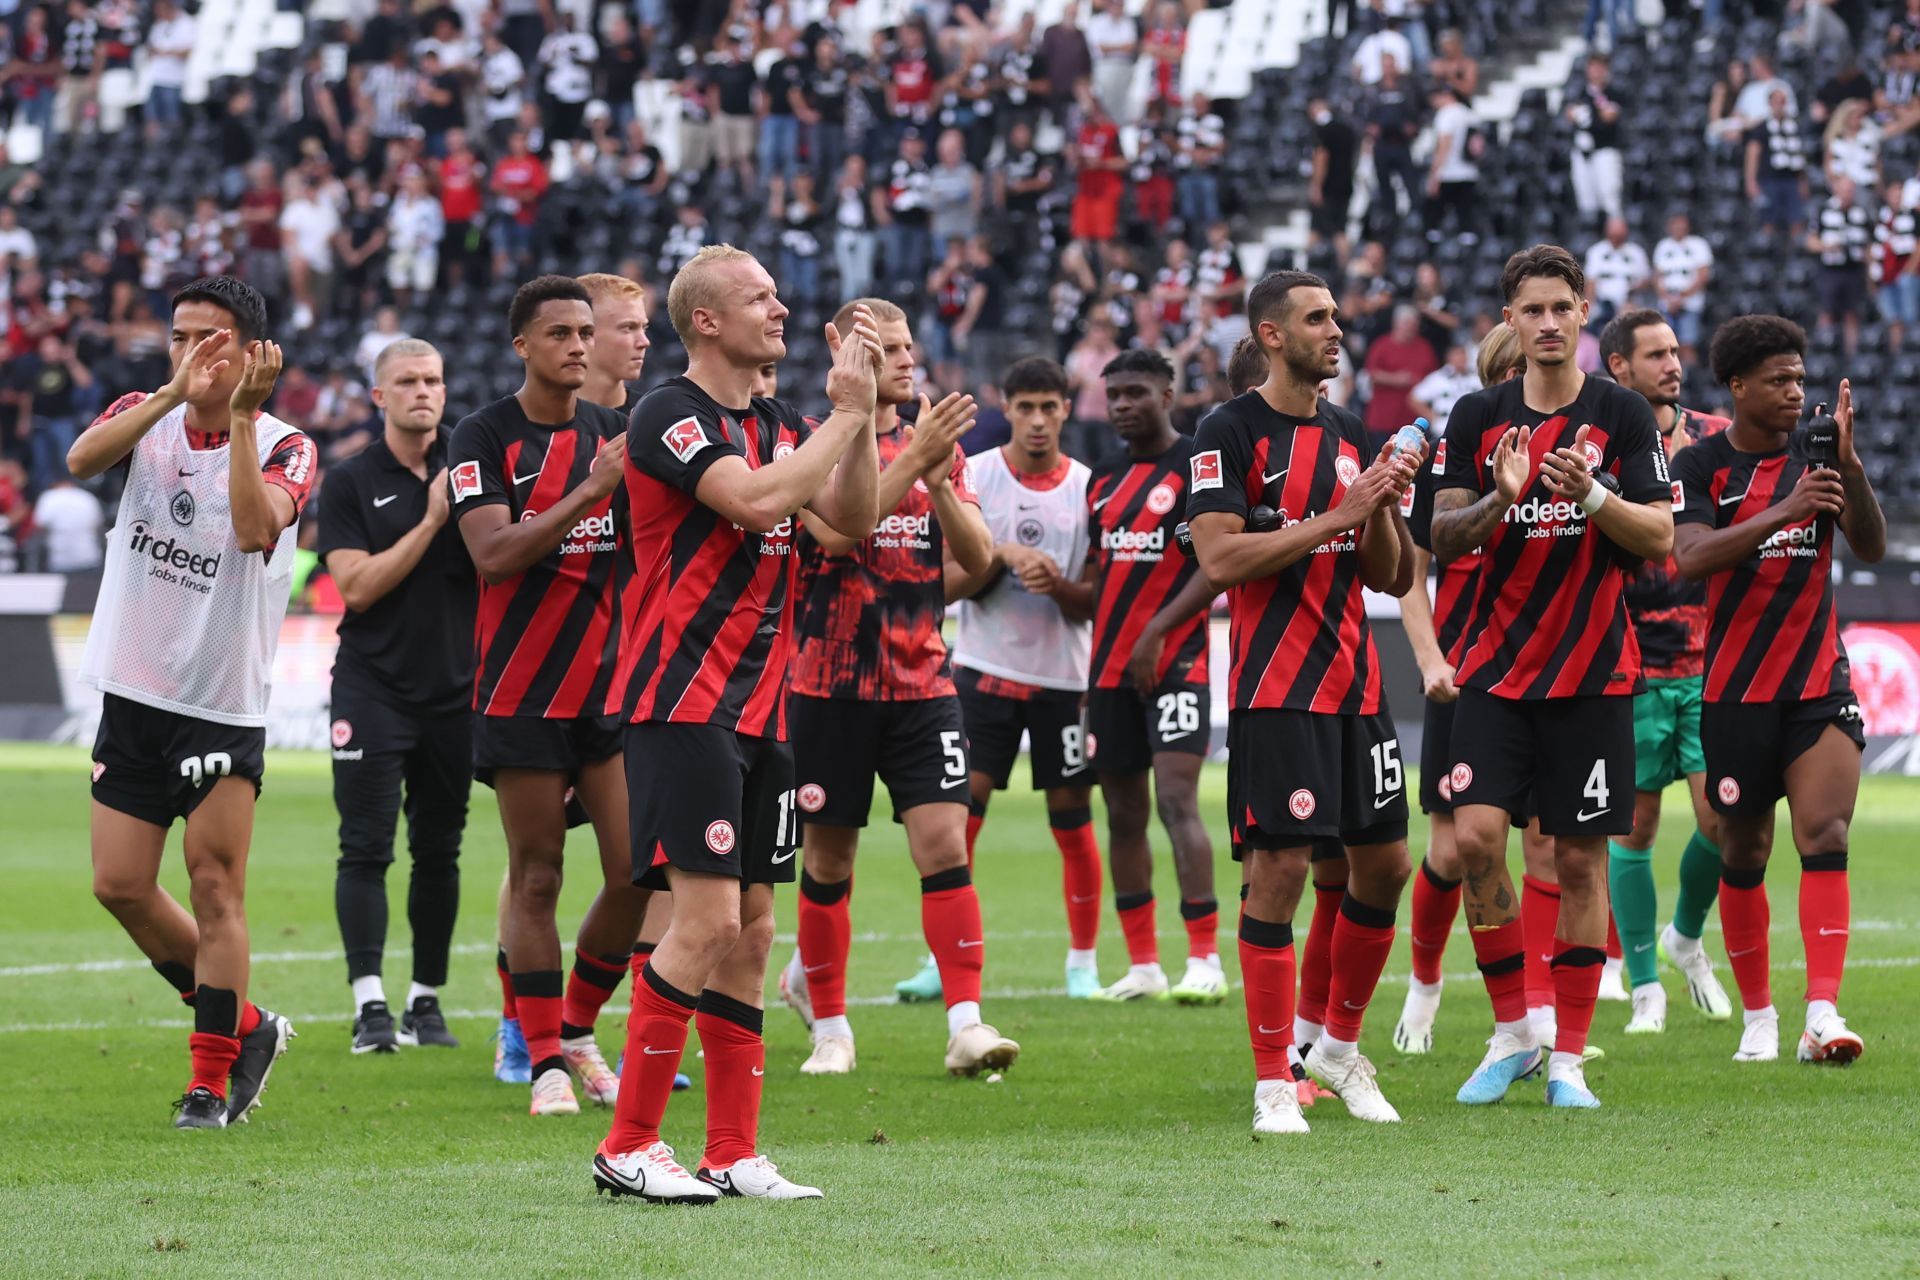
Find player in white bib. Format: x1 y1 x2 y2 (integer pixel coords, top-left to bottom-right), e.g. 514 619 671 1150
897 357 1106 1000
68 277 313 1130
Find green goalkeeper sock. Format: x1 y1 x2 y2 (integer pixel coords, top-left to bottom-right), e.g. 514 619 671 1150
1607 841 1659 987
1671 830 1722 941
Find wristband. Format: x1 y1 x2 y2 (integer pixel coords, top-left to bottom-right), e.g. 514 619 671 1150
1578 484 1608 516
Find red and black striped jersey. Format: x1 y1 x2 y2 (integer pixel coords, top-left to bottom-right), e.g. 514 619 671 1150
1670 429 1851 703
447 395 626 718
1402 448 1480 663
791 424 976 701
1625 406 1728 679
1435 377 1669 700
1187 392 1383 714
1086 436 1210 689
611 376 814 738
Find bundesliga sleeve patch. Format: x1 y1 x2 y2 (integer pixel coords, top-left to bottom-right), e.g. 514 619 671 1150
1432 440 1447 473
1190 449 1223 492
663 417 711 463
1671 480 1684 508
451 460 483 501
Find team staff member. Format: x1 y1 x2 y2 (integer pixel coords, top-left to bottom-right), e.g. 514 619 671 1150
1672 318 1884 1066
778 299 1019 1079
939 357 1104 1000
1082 349 1224 1006
319 339 474 1054
70 275 307 1128
1187 270 1422 1137
450 275 644 1118
1431 245 1675 1111
1598 309 1734 1034
595 246 881 1204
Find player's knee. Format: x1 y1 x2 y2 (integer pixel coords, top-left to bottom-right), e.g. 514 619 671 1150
803 843 856 884
1105 790 1150 837
1153 786 1200 831
1795 814 1850 856
731 908 775 971
91 870 151 915
511 858 564 908
1554 846 1606 897
186 867 243 924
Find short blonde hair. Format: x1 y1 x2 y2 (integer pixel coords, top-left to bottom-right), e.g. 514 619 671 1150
1477 322 1525 386
577 272 647 306
373 337 441 383
666 244 758 345
831 297 907 334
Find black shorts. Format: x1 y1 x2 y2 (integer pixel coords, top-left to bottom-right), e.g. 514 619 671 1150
789 693 969 827
1086 678 1211 776
1701 692 1865 818
1311 191 1351 240
91 693 265 827
1419 696 1457 815
625 721 798 887
1817 266 1868 320
472 713 621 786
957 669 1090 792
1447 689 1634 837
1226 708 1408 851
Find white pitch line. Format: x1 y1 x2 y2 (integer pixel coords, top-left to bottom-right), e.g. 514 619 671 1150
8 920 1915 981
4 956 1919 1036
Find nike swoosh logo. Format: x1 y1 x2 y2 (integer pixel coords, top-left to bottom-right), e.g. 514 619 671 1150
957 939 984 948
1574 808 1610 821
1633 942 1654 952
941 777 968 790
1161 729 1192 742
771 848 797 864
1341 999 1366 1010
1374 794 1395 809
177 469 197 477
1256 1025 1286 1035
1718 491 1748 507
1017 502 1039 510
642 1047 676 1055
804 963 832 974
1817 927 1848 937
1729 946 1758 958
751 1067 764 1077
1069 895 1097 905
513 471 541 486
373 495 398 507
1262 468 1288 485
1091 494 1116 510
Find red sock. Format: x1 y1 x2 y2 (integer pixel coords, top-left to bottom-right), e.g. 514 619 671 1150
965 812 984 870
562 949 628 1036
238 1001 261 1038
1324 896 1398 1041
1297 881 1343 1026
1182 899 1219 962
1469 916 1529 1024
797 873 852 1020
1409 860 1462 985
1550 942 1605 1055
1605 914 1622 961
187 1032 241 1098
511 971 564 1073
1050 814 1102 951
1116 892 1159 966
1238 916 1296 1081
629 941 654 982
1719 872 1773 1011
697 996 765 1171
921 870 984 1007
1799 859 1850 1005
604 965 695 1154
1520 875 1560 1008
496 947 517 1020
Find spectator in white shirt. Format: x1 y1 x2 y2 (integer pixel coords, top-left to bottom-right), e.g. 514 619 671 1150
480 31 527 150
1352 18 1415 86
1733 50 1797 123
385 169 445 306
1085 0 1138 123
1583 216 1650 328
144 0 195 130
0 205 37 266
537 14 598 141
354 307 411 384
32 475 103 573
1408 342 1480 433
1823 98 1881 193
1423 82 1481 241
280 175 342 330
1651 212 1714 359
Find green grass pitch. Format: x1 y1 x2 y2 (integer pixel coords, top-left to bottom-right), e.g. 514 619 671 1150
2 741 1918 1277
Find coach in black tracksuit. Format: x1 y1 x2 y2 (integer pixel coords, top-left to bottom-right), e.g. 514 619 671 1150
316 339 477 1052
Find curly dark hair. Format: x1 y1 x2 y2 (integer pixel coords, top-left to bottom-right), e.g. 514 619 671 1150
172 276 269 344
1100 348 1176 382
509 274 592 337
1709 314 1806 385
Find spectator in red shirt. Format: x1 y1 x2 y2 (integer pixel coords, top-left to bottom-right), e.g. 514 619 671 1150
1070 96 1126 245
489 129 548 276
438 127 486 287
1361 304 1438 447
1141 1 1186 108
236 159 286 304
888 19 940 133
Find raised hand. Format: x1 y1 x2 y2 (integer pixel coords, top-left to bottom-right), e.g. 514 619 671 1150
227 340 282 416
907 392 977 475
426 467 450 526
168 328 232 404
1833 378 1859 470
1783 467 1846 522
1540 422 1595 502
1492 425 1533 504
585 431 630 499
824 308 879 415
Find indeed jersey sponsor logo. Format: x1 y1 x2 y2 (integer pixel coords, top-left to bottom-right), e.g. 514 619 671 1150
522 507 618 554
128 521 221 594
1502 495 1589 539
1760 519 1821 558
871 510 933 550
1275 509 1355 555
1100 525 1166 560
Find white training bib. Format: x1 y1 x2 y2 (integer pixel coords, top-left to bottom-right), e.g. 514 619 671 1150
79 406 303 726
953 448 1092 692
